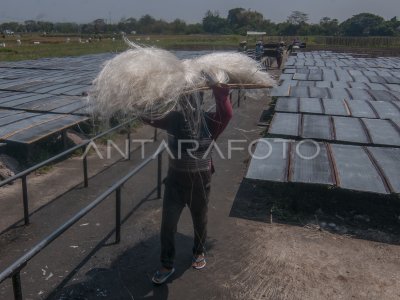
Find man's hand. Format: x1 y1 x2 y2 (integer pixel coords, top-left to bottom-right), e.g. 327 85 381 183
211 83 230 98
201 71 230 96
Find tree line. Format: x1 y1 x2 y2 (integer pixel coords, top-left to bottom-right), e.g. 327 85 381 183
1 9 400 36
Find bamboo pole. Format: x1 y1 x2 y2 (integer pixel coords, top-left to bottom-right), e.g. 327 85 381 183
183 83 273 94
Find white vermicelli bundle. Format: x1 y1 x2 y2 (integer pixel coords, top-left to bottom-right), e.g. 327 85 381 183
185 52 275 87
88 43 275 121
89 47 186 120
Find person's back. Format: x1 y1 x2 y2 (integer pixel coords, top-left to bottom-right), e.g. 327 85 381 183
165 109 213 174
255 42 263 61
149 89 231 173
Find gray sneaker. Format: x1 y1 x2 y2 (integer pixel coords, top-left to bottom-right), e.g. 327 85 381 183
152 268 175 285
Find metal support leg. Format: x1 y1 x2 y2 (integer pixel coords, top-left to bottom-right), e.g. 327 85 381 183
21 176 29 225
83 156 88 188
61 130 68 149
157 152 162 199
153 128 158 142
12 272 23 300
127 126 131 161
115 187 121 244
238 89 241 108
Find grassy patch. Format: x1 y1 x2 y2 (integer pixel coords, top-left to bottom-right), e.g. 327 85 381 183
1 33 399 61
0 48 16 53
0 34 242 61
35 164 54 175
0 39 127 61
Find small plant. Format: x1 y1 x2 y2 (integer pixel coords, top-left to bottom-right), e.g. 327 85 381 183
0 48 16 53
35 164 54 175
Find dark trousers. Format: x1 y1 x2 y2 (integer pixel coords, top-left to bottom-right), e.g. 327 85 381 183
277 56 283 69
160 169 211 269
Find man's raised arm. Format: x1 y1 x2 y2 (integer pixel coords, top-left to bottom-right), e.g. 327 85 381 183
208 85 233 140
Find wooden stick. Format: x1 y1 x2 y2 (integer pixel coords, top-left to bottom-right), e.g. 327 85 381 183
226 83 274 89
184 83 273 94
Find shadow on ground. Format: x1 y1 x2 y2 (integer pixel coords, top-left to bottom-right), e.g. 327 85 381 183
230 179 400 245
44 183 218 300
47 233 195 300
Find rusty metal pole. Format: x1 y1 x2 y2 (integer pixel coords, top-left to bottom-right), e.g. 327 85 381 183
12 272 23 300
115 187 121 244
127 125 131 161
21 176 29 225
83 156 88 188
153 128 158 142
157 152 162 199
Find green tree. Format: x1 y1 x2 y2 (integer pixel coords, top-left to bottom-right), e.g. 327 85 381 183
92 19 107 34
287 11 309 25
170 19 187 34
0 22 22 33
387 17 400 35
202 10 230 34
37 21 54 33
241 10 264 29
137 14 157 33
185 23 203 34
340 13 385 36
260 19 278 35
227 8 246 29
117 18 137 34
24 20 38 32
53 22 80 34
370 21 396 36
227 8 264 33
151 20 169 34
279 11 309 36
319 17 339 35
81 23 95 34
277 22 300 35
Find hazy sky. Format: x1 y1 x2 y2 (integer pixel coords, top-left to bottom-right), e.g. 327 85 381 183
0 0 399 24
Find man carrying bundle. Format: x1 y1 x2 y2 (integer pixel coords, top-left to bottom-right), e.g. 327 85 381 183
145 84 233 284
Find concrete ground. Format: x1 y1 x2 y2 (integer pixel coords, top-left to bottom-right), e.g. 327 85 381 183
0 67 400 300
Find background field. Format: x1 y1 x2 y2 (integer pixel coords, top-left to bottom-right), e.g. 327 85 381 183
1 34 400 61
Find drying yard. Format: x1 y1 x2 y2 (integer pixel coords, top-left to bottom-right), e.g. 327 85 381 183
251 52 400 195
0 54 112 146
0 50 399 299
